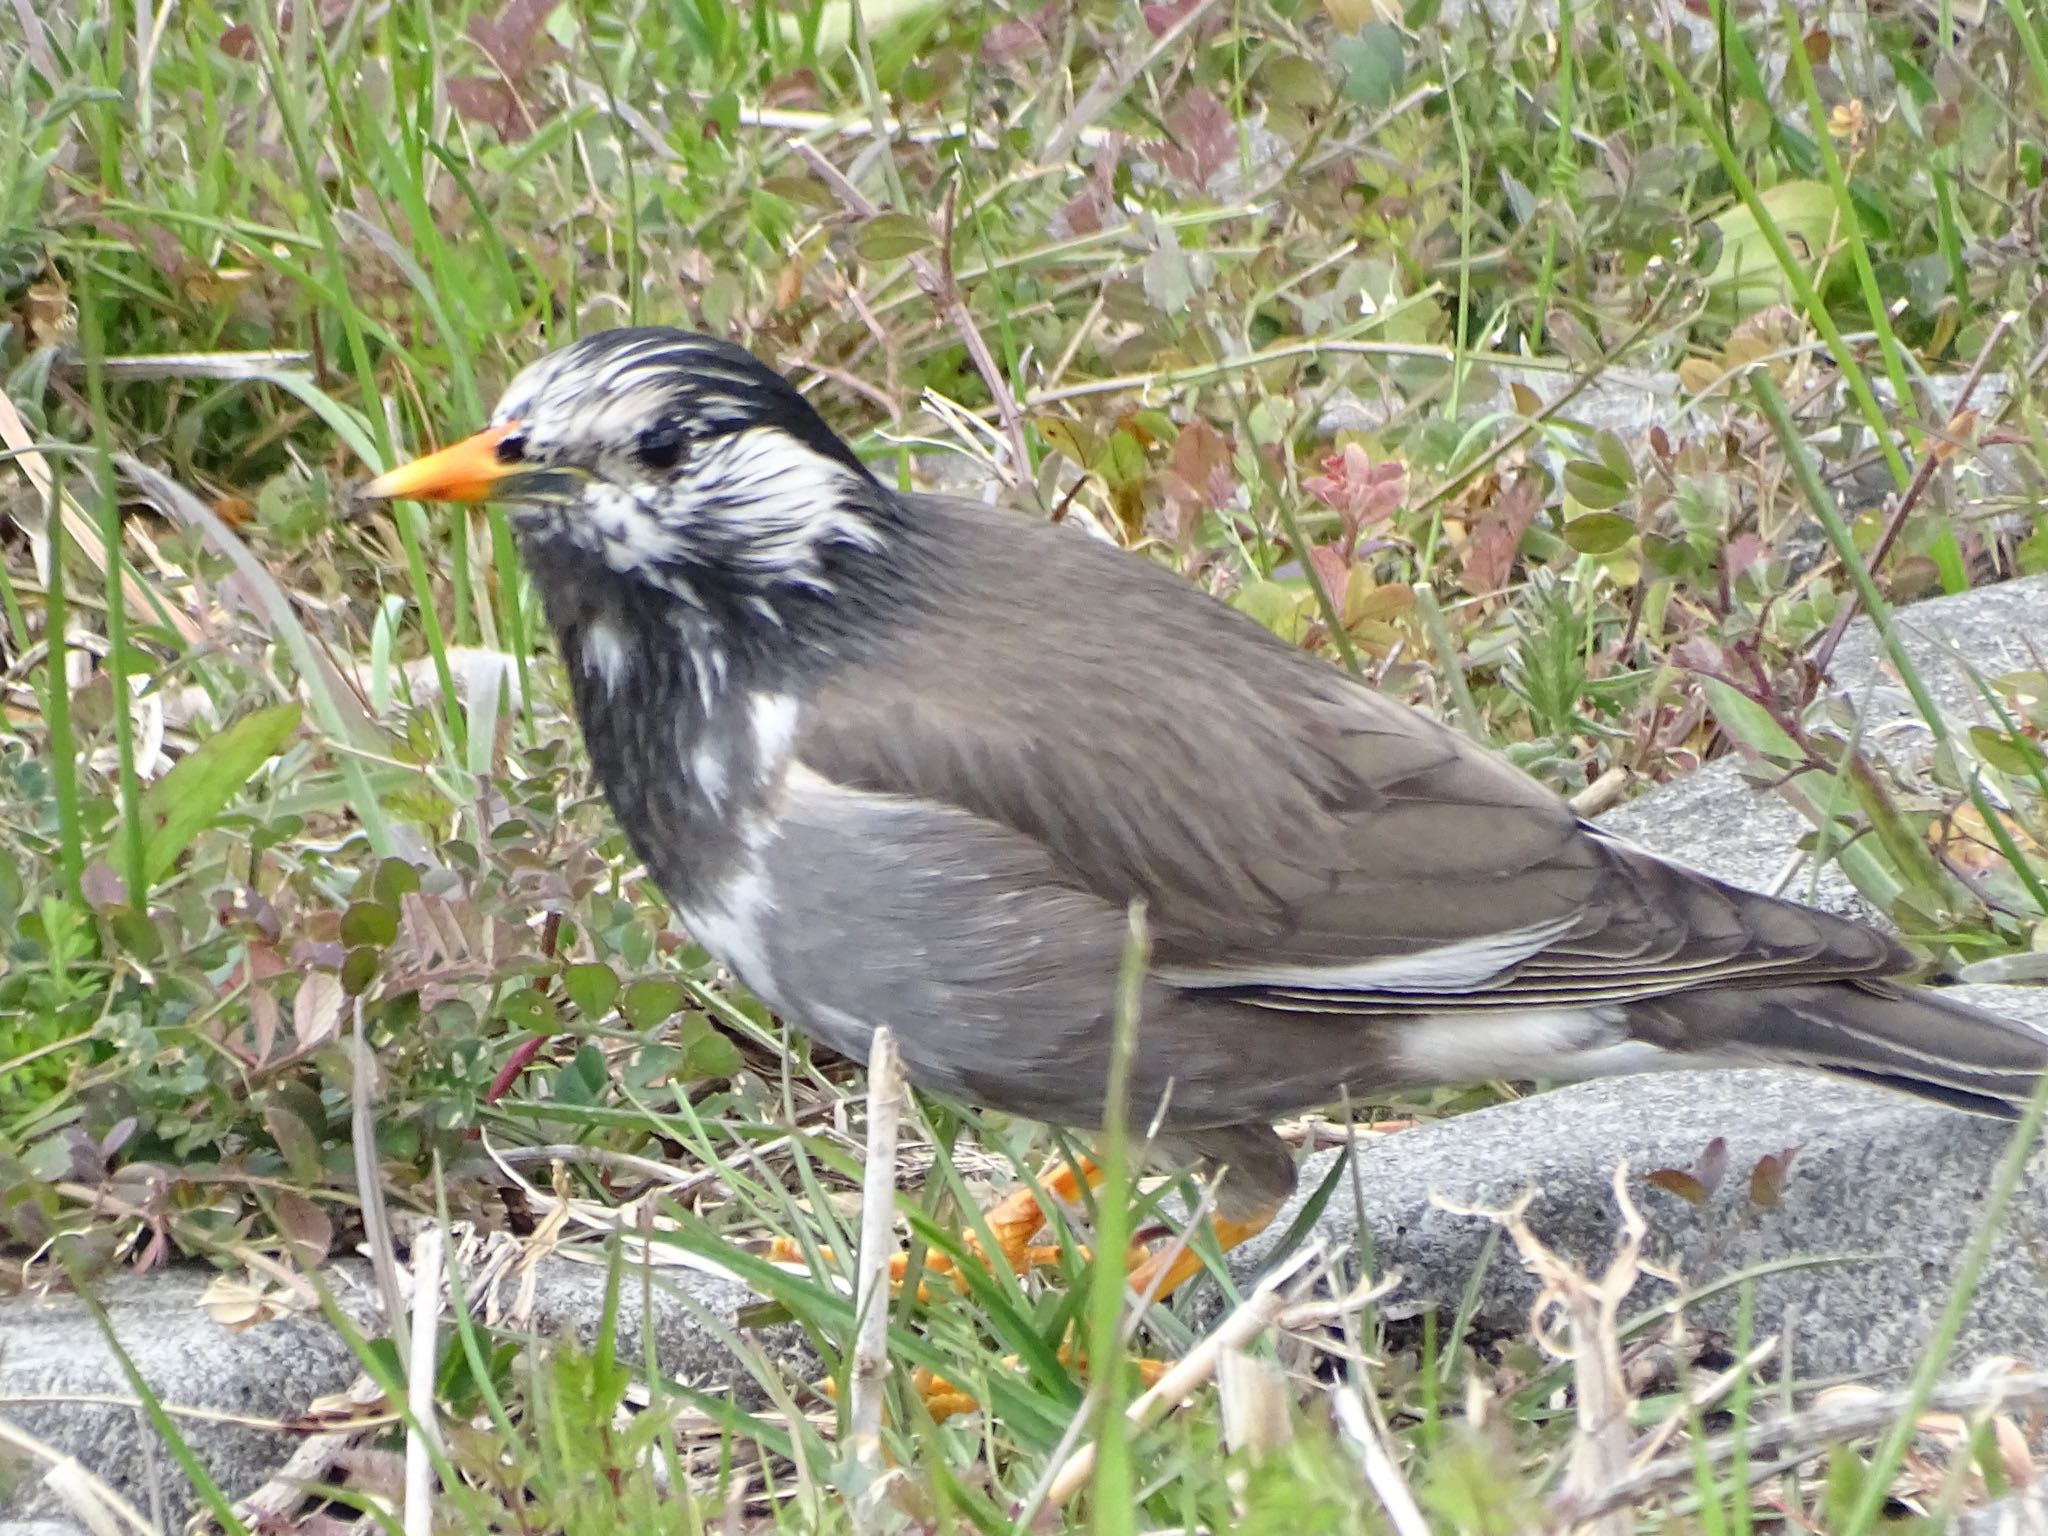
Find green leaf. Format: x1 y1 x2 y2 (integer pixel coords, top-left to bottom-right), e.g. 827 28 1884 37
553 1043 610 1107
1641 531 1698 578
1562 512 1635 555
1591 429 1634 486
1702 178 1843 321
1699 676 1907 917
264 1103 323 1183
340 945 381 996
1231 577 1314 643
340 900 397 949
624 1041 683 1091
562 962 621 1021
1258 54 1330 106
619 979 685 1030
372 857 421 909
1969 726 2048 777
500 988 559 1031
853 212 935 261
1562 458 1631 510
137 703 301 884
678 1019 745 1080
1645 1168 1706 1205
1334 23 1405 110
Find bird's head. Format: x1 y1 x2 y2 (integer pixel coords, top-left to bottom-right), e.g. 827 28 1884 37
363 328 893 613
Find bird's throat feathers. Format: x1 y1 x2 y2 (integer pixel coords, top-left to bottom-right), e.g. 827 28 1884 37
552 594 801 908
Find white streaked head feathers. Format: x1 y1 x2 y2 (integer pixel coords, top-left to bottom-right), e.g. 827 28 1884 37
489 328 888 601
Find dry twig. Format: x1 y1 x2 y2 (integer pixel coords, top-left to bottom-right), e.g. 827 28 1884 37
1561 1367 2048 1525
790 142 1036 488
403 1222 445 1536
846 1027 905 1525
1809 311 2015 675
1333 1384 1431 1536
1440 1166 1650 1536
0 1415 160 1536
1045 1244 1374 1508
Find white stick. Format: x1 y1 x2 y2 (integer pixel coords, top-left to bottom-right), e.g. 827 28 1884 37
403 1223 444 1536
1334 1386 1431 1536
1045 1243 1336 1508
847 1028 906 1517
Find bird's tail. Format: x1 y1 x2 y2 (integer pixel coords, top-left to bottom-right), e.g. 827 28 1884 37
1628 980 2048 1119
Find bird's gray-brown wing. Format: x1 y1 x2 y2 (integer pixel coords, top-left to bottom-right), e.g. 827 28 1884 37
796 494 1909 1018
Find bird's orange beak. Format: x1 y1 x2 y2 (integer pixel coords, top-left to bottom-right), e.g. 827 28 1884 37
362 423 520 503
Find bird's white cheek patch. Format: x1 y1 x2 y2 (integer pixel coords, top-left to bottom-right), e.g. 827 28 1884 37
584 481 682 573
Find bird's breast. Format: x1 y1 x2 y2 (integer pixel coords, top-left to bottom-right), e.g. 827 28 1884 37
561 610 802 934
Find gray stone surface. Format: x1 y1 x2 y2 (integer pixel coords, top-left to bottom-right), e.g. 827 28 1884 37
1829 571 2048 727
0 1257 821 1529
0 1265 373 1529
521 1259 820 1403
1599 571 2048 932
1218 987 2048 1384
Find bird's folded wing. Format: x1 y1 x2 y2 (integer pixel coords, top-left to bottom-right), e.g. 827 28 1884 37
797 497 1908 1015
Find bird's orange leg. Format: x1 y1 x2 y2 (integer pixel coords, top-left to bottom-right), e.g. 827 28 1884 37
766 1153 1122 1293
912 1198 1283 1422
1125 1206 1280 1303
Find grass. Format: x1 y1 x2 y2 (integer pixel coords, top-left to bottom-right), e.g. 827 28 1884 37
5 0 2048 1527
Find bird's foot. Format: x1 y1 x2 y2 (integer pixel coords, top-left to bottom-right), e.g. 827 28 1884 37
914 1337 1173 1423
910 1204 1281 1421
1124 1210 1277 1302
766 1155 1115 1294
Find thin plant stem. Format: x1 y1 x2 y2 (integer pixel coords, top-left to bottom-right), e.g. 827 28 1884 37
78 262 146 903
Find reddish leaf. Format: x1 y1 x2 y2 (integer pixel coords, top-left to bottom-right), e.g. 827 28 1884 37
1154 88 1235 193
468 0 564 75
1305 444 1407 549
292 971 345 1050
445 0 565 140
1723 531 1765 582
218 0 353 59
274 1190 334 1265
247 988 281 1067
1159 420 1237 540
80 861 129 913
1671 634 1729 679
1749 1145 1802 1209
1695 1134 1729 1197
445 79 526 139
1647 1168 1707 1205
1459 472 1540 596
1058 134 1124 237
982 5 1054 62
1142 0 1220 34
1306 544 1351 608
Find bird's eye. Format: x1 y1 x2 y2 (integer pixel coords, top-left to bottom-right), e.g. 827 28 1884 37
495 432 529 465
636 418 688 472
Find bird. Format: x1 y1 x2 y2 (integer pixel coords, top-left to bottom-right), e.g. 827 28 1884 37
362 325 2048 1305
